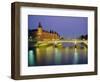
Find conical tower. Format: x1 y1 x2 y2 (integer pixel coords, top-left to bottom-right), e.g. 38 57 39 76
38 22 42 28
37 22 42 35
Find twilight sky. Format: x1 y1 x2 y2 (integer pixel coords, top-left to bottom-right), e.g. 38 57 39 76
28 15 88 39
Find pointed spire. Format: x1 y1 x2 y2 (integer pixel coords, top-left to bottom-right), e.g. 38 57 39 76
38 22 42 28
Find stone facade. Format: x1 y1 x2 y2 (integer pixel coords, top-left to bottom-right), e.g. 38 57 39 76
29 23 60 41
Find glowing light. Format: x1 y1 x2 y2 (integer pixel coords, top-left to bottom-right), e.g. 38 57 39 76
54 41 57 44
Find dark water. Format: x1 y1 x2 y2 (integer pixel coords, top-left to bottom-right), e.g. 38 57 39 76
28 43 88 66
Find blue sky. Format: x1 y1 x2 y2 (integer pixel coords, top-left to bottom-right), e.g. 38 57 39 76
28 15 88 39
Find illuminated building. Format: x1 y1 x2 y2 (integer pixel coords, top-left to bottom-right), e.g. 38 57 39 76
29 22 61 41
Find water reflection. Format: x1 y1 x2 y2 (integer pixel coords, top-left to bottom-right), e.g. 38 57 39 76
55 48 62 65
28 50 35 66
28 43 88 66
74 48 78 64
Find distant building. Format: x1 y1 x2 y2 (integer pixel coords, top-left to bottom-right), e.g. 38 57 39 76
28 22 61 41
